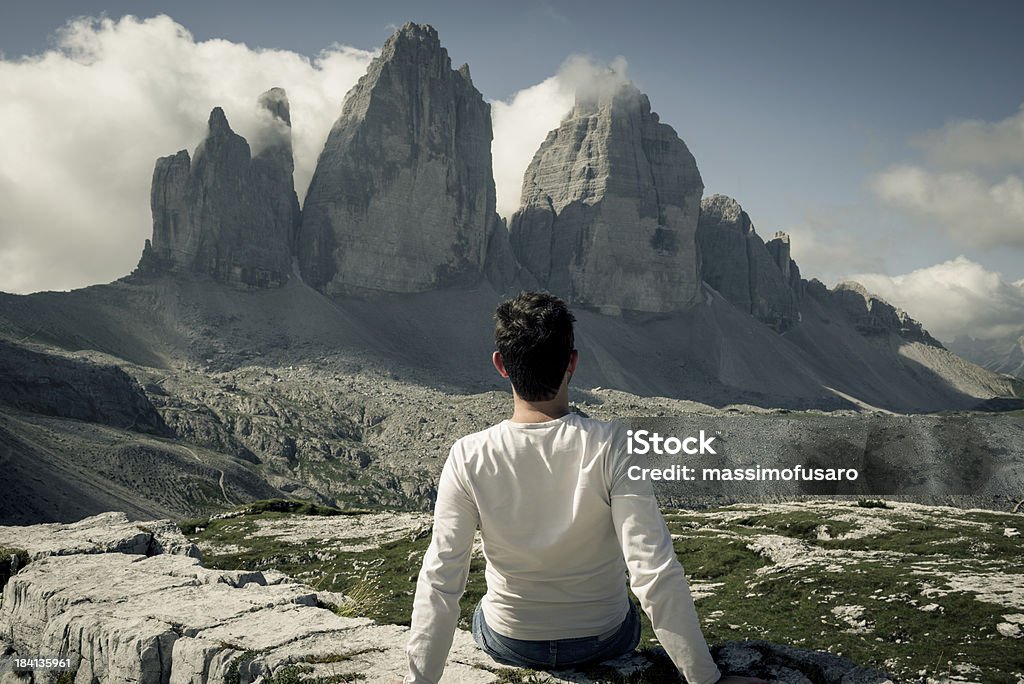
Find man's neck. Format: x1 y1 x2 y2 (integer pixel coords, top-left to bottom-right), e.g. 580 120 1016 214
509 390 571 423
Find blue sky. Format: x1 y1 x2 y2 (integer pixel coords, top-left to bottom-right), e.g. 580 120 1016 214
2 1 1023 340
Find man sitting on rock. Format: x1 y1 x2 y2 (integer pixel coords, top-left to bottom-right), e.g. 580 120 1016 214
398 291 765 684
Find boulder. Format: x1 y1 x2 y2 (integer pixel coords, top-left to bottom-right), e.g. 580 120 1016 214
509 81 704 313
298 23 501 295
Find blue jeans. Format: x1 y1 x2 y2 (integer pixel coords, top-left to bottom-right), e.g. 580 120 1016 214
471 599 641 670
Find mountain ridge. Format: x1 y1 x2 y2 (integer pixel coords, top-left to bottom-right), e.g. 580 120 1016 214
1 22 1023 526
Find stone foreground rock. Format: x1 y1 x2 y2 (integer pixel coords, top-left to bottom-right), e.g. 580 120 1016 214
0 511 896 684
0 551 496 684
0 512 199 560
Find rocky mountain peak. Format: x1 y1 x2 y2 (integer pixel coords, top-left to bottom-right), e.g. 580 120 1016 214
701 194 751 232
766 231 799 289
258 86 291 126
508 80 704 312
139 90 299 288
253 87 296 180
823 281 943 347
696 194 799 332
386 22 441 52
298 23 501 294
192 106 249 171
207 106 231 135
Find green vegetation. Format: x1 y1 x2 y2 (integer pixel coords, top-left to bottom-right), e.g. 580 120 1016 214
223 645 380 683
225 650 259 684
178 498 367 534
266 665 365 683
188 502 1024 683
856 499 890 509
731 510 856 539
54 667 79 684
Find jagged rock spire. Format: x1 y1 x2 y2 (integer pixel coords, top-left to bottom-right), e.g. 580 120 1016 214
297 23 501 294
696 194 799 332
144 89 299 287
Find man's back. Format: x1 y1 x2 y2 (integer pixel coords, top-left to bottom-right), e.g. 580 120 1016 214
451 413 631 640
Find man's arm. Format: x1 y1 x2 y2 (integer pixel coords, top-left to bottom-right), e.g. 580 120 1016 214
404 455 479 684
611 493 722 684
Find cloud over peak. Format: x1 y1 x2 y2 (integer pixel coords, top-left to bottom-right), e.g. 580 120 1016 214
0 14 631 293
0 14 375 294
850 256 1024 343
490 54 629 219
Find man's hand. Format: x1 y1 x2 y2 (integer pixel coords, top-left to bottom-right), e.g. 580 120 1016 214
717 676 769 684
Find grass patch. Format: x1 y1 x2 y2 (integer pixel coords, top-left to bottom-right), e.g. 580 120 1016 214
732 510 856 540
267 665 365 683
225 650 258 684
178 498 368 534
189 502 1024 682
823 515 1023 561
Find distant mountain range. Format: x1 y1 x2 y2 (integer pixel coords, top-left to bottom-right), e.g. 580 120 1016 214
1 22 1022 523
950 333 1024 380
110 23 1024 410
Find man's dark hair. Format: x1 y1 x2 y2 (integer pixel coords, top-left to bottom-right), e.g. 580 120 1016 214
494 291 576 401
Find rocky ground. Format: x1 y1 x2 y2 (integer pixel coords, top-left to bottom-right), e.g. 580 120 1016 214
179 499 1024 682
4 332 1023 526
12 503 987 683
7 499 1019 682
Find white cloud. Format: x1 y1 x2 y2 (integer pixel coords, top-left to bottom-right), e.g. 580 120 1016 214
912 104 1024 170
491 55 628 218
869 166 1024 248
0 15 374 294
849 257 1024 342
869 103 1024 250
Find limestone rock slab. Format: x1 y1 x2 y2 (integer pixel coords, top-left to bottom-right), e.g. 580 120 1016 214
0 512 199 560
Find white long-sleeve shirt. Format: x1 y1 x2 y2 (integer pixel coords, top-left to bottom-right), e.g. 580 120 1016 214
404 413 721 684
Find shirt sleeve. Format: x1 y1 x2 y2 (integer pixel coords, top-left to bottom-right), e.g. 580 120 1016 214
404 449 479 684
609 426 721 684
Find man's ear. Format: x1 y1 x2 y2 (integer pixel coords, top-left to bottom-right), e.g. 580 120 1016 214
492 351 510 378
567 349 579 375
